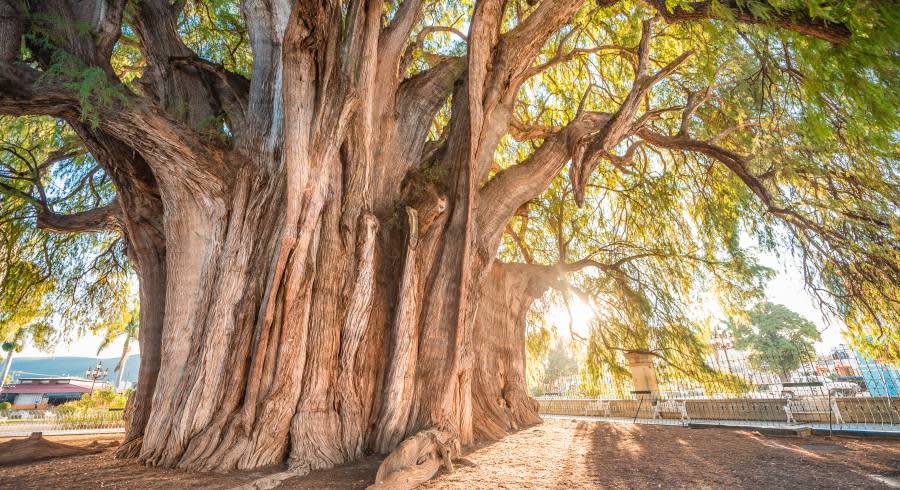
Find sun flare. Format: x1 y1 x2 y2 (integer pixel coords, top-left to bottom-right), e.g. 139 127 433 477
547 296 595 339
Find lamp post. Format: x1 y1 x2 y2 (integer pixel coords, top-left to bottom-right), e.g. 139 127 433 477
85 361 108 395
712 329 735 375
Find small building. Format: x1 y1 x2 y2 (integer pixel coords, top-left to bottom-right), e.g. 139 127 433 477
853 351 900 397
0 377 111 408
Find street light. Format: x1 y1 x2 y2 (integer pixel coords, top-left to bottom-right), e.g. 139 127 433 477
85 361 109 395
711 328 735 375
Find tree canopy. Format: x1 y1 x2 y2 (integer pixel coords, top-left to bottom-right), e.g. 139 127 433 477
728 301 821 380
4 0 895 359
0 116 134 350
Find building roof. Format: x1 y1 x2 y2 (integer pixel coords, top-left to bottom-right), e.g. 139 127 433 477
1 384 93 394
18 377 95 383
1 377 111 395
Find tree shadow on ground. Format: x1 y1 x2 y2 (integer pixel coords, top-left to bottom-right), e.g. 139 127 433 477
582 421 900 489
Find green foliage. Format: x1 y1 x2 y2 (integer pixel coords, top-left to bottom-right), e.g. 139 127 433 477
0 401 11 411
46 59 128 128
523 301 554 388
24 12 130 127
97 315 138 356
56 388 129 414
497 0 898 370
502 154 772 390
55 390 127 429
729 302 821 379
0 116 137 351
178 0 253 78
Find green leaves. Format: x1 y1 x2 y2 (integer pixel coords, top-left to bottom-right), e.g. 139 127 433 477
0 116 134 352
40 53 129 128
178 0 252 78
508 0 897 379
729 302 821 377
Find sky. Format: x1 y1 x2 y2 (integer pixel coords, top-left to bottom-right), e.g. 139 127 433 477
549 248 847 352
19 327 133 359
757 251 846 352
19 246 848 359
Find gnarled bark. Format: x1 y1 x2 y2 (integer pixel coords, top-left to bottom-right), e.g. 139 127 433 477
471 263 545 440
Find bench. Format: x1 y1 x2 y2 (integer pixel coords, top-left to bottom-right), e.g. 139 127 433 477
784 398 844 424
652 399 689 422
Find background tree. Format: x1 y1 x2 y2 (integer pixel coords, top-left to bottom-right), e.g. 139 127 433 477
1 322 53 386
728 302 821 381
0 0 897 485
539 339 579 392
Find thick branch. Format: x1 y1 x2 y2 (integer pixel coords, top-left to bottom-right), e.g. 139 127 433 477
237 0 293 156
569 20 692 204
169 56 250 132
131 0 226 130
478 20 694 248
645 0 851 45
36 202 123 233
636 127 830 235
0 61 232 193
378 0 427 79
470 0 590 181
0 63 81 119
477 111 612 254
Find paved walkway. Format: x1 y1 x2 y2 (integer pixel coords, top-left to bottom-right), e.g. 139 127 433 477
0 423 124 438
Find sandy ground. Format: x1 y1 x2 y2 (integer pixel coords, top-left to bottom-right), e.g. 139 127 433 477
425 420 900 489
1 420 898 489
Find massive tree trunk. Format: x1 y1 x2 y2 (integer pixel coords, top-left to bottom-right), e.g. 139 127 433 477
65 125 168 459
472 263 545 440
124 133 483 477
107 1 524 479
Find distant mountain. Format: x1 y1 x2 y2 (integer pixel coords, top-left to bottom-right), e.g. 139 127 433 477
7 354 140 384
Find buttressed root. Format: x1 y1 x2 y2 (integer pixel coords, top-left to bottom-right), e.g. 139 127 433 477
368 429 459 489
115 436 143 459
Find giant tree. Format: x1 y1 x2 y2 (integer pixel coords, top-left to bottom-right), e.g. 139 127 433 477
1 0 897 485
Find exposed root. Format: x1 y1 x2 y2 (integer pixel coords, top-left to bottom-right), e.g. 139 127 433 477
367 429 458 490
115 435 143 459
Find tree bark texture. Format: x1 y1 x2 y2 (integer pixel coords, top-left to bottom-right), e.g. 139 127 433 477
0 0 855 484
471 263 545 441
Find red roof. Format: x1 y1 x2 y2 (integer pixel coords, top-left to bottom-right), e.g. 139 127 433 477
1 384 93 394
1 378 111 395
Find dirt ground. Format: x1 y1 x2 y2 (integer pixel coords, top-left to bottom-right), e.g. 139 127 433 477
425 420 900 489
1 420 898 489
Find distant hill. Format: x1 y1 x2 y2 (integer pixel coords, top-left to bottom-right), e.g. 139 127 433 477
7 354 140 384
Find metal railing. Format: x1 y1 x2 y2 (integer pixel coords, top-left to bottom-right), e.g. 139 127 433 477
532 344 900 433
0 407 125 437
